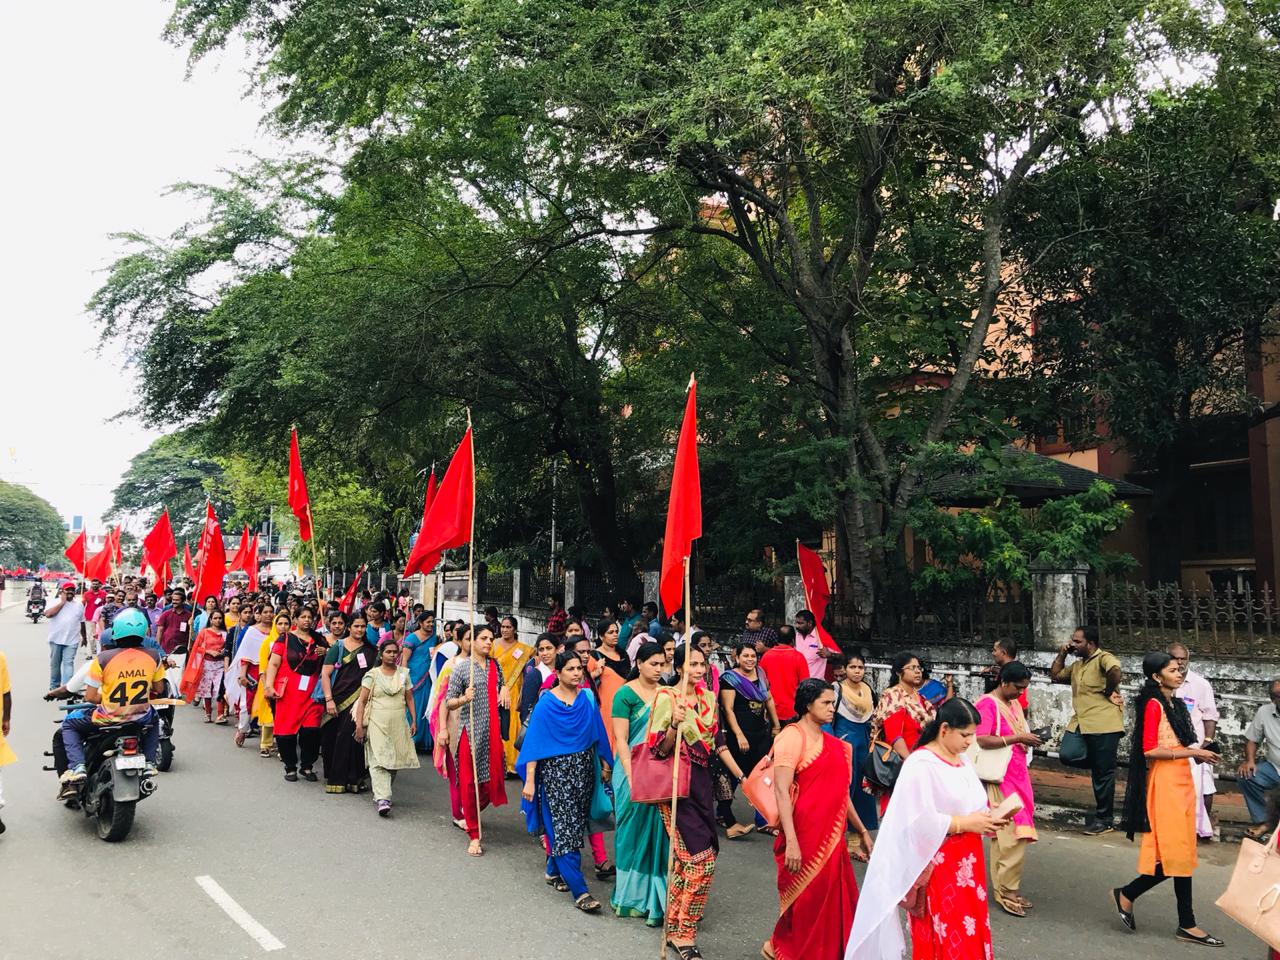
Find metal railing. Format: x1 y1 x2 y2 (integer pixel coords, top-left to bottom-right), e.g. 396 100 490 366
1088 580 1280 656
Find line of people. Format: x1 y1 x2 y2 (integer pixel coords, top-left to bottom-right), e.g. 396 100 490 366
34 579 1245 957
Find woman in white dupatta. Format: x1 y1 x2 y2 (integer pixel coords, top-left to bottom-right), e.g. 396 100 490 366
845 698 1008 960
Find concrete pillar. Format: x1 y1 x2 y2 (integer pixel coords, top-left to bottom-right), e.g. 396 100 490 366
513 565 529 612
564 569 578 610
1031 565 1088 651
642 569 660 607
784 575 805 623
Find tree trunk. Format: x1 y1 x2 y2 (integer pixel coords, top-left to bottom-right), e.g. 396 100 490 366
569 457 636 593
1146 443 1191 587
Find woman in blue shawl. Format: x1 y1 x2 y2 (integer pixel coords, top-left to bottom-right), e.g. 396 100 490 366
518 649 615 913
400 612 437 752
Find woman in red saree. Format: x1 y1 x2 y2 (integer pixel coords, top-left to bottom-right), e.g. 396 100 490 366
766 678 872 960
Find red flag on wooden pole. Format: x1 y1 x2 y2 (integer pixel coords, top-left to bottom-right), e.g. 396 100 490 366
246 534 261 592
227 525 251 573
403 432 473 578
796 542 840 651
64 530 87 576
141 510 178 579
193 510 226 607
84 539 113 583
288 428 314 542
659 375 702 618
339 564 367 613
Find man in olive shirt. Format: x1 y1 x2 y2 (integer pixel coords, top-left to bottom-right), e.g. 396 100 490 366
1051 624 1124 835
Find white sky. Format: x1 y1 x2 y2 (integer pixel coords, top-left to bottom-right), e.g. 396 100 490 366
0 2 270 532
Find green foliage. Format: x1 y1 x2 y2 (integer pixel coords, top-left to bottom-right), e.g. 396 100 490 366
0 480 67 568
107 430 228 545
908 480 1136 598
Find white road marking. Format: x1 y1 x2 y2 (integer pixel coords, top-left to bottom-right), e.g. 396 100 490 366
195 875 285 952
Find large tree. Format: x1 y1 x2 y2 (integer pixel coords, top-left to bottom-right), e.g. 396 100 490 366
1011 74 1280 584
0 480 67 568
107 430 228 545
158 0 1229 630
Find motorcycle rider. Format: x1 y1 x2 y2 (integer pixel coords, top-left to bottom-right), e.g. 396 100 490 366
27 580 45 602
60 608 166 786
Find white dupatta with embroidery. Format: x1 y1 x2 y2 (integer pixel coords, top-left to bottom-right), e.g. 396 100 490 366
845 748 988 960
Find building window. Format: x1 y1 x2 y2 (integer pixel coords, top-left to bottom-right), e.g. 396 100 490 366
1188 468 1252 559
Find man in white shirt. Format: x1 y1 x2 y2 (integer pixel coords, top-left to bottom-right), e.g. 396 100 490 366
1169 642 1218 837
44 581 86 690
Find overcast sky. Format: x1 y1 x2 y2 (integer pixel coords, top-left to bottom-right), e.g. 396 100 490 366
0 2 270 532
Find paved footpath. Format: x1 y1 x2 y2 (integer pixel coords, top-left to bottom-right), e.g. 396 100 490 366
0 602 1268 960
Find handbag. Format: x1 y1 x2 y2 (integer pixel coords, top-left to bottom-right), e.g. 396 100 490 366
1059 728 1089 768
964 696 1014 784
629 689 692 805
1215 829 1280 949
741 727 806 830
865 739 904 791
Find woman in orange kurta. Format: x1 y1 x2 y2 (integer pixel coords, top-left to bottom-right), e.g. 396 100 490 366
1113 652 1223 947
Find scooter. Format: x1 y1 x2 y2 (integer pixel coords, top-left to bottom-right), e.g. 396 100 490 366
48 703 158 842
26 596 45 622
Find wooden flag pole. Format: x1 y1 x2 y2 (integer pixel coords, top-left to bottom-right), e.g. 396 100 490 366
660 555 694 960
306 504 322 604
465 409 484 845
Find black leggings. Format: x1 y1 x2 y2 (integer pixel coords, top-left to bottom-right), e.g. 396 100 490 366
275 728 321 772
1122 864 1195 929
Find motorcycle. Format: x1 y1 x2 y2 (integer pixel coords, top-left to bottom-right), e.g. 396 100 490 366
26 596 45 622
48 703 158 842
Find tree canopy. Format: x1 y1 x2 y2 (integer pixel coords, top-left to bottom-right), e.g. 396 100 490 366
85 1 1280 622
0 480 67 568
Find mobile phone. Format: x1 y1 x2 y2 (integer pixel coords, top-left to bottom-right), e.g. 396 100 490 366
1031 726 1051 741
991 793 1024 821
1200 740 1221 757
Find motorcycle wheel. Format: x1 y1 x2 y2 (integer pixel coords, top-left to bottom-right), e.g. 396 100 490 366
95 791 136 842
158 740 174 772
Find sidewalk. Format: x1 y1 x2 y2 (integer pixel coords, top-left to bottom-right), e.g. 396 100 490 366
1031 756 1252 838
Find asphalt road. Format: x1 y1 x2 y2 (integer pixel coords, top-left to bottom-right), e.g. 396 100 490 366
0 598 1270 960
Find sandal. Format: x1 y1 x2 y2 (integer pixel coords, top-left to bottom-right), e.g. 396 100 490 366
726 822 754 840
259 747 272 758
453 818 469 832
234 731 246 748
574 894 601 913
666 942 703 960
203 715 213 724
214 715 228 725
997 898 1026 918
1012 893 1033 909
594 859 617 880
545 875 571 892
467 839 484 857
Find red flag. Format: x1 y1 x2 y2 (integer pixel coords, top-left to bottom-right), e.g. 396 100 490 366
110 526 123 565
227 525 251 573
64 530 87 575
141 510 178 578
660 376 702 618
84 538 113 583
153 559 171 597
339 564 367 614
796 542 839 651
183 543 196 581
402 469 437 576
288 428 313 542
246 534 260 592
193 510 226 607
403 429 474 577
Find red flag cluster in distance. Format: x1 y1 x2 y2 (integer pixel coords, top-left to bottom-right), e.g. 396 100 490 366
403 429 473 578
659 376 702 618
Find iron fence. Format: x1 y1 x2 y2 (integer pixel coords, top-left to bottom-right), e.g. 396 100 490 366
527 565 566 608
1088 581 1280 657
572 569 638 618
479 568 513 608
693 574 786 636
